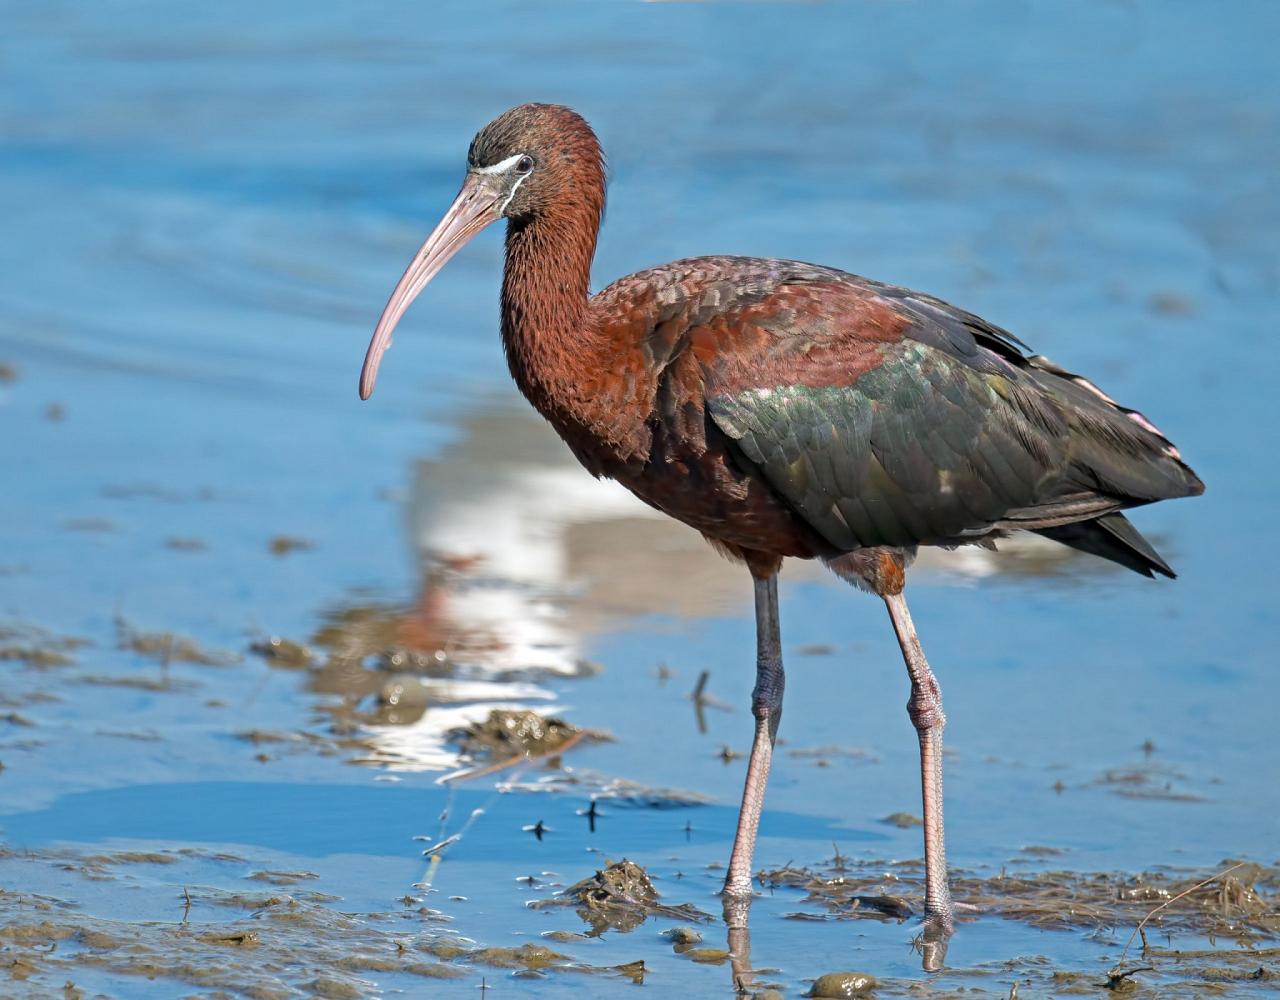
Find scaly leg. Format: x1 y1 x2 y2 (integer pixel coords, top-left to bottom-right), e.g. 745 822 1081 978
884 590 954 934
723 574 784 904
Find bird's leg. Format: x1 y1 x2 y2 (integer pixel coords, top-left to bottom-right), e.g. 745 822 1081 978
723 573 784 915
726 921 755 996
883 589 955 938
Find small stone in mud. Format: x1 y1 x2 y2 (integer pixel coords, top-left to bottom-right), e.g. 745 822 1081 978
404 962 468 979
469 943 568 970
808 972 878 997
450 709 580 760
614 960 646 983
78 929 125 950
418 940 471 961
249 636 314 669
683 947 730 963
200 929 259 946
542 930 588 943
662 925 703 947
880 811 923 828
269 535 314 556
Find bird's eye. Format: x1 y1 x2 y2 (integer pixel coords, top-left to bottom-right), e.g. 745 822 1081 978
515 155 534 174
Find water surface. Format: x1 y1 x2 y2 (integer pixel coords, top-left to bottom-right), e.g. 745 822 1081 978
1 2 1278 996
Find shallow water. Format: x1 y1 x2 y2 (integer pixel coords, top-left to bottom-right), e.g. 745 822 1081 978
2 2 1278 996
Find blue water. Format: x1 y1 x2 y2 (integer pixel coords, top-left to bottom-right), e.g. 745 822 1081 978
1 2 1278 996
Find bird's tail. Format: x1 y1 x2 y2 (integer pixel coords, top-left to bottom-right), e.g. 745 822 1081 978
1033 512 1176 579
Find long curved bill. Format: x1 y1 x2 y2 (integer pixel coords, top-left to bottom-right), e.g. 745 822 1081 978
359 172 504 400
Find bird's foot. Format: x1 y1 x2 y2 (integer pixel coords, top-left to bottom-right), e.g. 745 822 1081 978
915 912 953 972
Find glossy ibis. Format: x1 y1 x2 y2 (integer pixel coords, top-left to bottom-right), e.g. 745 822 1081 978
359 104 1203 945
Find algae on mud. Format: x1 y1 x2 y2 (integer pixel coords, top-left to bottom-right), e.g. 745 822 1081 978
0 846 660 997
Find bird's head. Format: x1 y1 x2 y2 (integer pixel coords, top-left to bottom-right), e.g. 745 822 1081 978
359 103 604 400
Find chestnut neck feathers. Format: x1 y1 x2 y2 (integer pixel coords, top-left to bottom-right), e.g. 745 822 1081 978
497 106 610 423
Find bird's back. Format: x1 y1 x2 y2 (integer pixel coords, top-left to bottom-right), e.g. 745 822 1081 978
583 256 1202 573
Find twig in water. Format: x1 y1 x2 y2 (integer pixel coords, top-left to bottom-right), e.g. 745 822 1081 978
1101 966 1155 990
1109 862 1245 981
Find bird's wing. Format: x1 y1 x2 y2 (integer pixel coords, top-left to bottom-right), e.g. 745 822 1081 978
603 257 1200 551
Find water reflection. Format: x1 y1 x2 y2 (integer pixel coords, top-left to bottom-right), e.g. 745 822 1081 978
311 395 1115 777
411 395 1122 616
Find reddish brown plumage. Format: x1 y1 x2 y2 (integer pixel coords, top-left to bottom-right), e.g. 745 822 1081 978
361 103 1201 583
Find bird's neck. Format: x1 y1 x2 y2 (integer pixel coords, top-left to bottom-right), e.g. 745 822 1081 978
500 204 609 423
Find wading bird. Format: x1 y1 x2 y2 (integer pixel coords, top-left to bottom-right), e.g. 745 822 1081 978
359 104 1203 950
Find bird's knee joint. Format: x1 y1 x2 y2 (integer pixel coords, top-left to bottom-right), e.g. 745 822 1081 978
906 701 947 732
906 681 945 731
751 692 780 722
751 668 784 721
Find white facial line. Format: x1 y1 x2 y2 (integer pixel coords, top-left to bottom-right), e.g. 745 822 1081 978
474 153 526 175
497 171 530 216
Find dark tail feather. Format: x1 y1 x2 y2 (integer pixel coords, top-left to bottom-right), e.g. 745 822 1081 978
1033 512 1176 579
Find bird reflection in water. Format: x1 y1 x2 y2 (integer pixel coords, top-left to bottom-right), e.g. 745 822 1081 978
323 397 1110 769
308 396 762 774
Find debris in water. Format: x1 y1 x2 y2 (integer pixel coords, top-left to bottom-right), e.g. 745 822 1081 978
249 635 315 669
532 859 711 934
788 745 878 763
268 535 314 556
1094 762 1205 802
164 537 207 552
116 619 239 667
449 709 586 761
1019 845 1067 857
850 895 913 919
0 624 89 669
